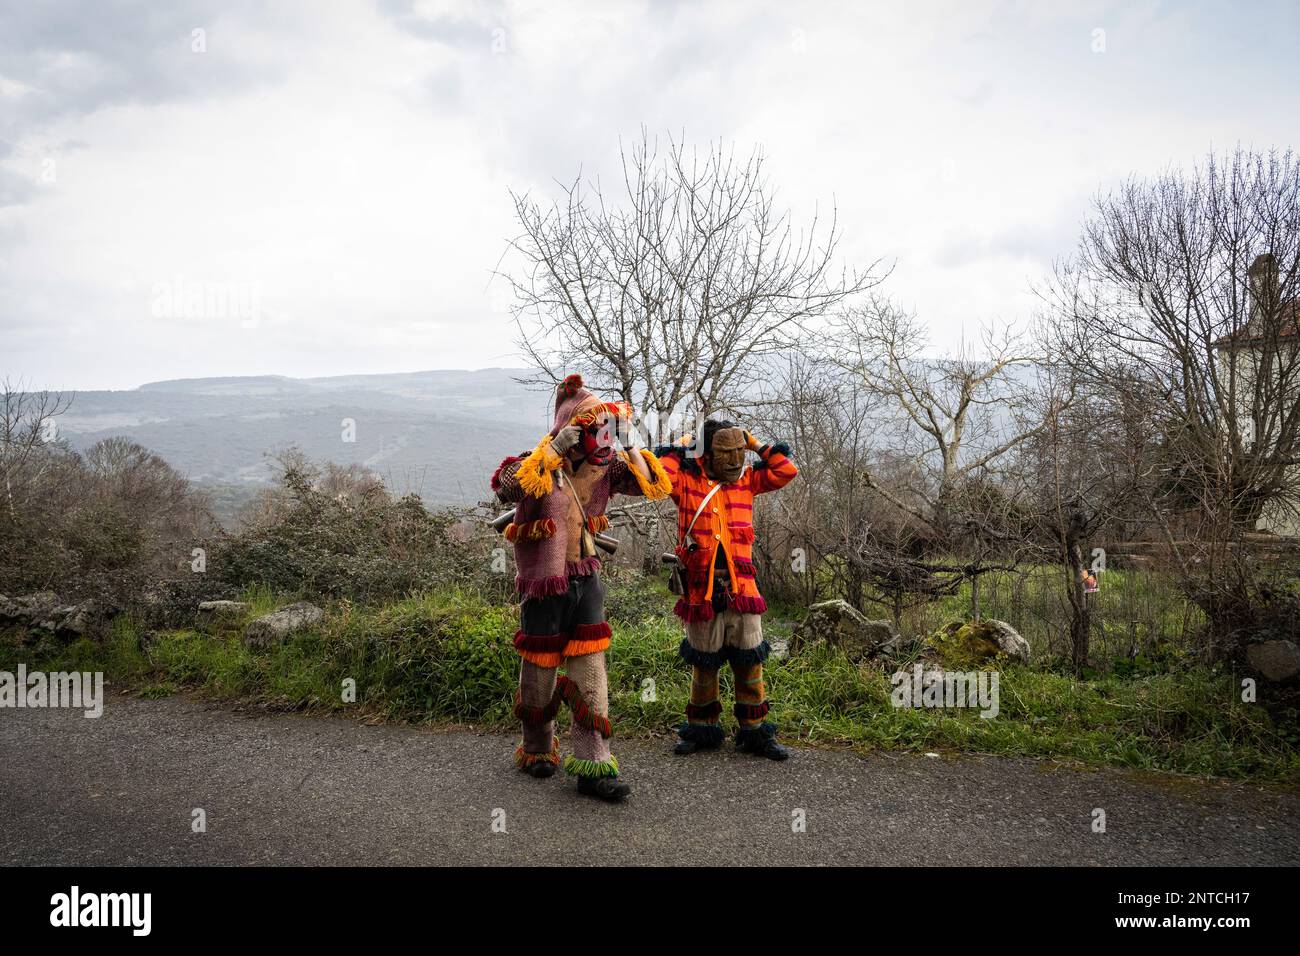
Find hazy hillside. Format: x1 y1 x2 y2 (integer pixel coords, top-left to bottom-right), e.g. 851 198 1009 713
54 369 552 526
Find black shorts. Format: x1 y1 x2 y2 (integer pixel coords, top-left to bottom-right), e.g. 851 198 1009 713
521 573 607 637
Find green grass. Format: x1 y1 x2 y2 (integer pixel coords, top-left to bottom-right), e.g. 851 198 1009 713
852 563 1206 665
2 584 1296 783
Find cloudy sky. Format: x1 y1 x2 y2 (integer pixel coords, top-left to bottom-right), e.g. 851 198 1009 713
2 0 1296 391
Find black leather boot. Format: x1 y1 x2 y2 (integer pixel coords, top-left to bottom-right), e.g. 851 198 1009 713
576 775 632 801
750 737 790 761
735 722 790 761
675 721 725 755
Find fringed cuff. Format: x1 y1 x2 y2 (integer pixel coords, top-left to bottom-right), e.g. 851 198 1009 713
564 621 612 658
621 448 673 500
563 754 620 779
677 722 726 747
734 721 778 748
573 621 612 641
517 435 565 498
490 455 521 493
733 700 771 722
515 739 561 769
678 637 727 669
513 630 569 655
726 640 771 666
685 699 723 722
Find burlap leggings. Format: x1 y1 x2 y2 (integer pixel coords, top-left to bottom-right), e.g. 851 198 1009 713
679 610 771 741
516 651 613 773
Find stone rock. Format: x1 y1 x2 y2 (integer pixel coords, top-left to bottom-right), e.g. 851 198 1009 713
55 600 101 637
791 599 898 661
0 591 61 626
1246 640 1300 682
197 600 249 627
983 619 1031 664
244 602 324 648
926 619 1030 667
0 592 105 640
199 600 248 614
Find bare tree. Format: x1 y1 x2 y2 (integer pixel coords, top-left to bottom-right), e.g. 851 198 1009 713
502 129 884 430
83 437 214 534
1019 365 1132 673
0 378 73 521
831 299 1044 618
751 351 882 610
1042 146 1300 650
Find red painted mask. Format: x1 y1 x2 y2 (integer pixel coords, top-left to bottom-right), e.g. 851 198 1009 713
576 415 615 466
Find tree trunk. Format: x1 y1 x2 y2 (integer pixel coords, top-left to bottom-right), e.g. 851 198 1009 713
1065 532 1090 676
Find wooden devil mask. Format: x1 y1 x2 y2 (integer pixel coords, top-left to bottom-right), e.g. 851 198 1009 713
705 427 747 483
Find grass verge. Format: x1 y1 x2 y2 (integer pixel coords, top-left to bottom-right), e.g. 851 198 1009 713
3 586 1296 783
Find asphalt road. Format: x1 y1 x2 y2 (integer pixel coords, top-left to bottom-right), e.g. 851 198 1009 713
2 693 1297 866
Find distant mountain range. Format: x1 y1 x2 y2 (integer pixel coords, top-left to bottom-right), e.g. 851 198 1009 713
54 369 553 525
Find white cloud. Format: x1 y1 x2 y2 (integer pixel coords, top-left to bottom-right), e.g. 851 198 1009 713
1 0 1297 389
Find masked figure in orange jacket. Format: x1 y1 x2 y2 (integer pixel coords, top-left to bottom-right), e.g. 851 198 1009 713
655 420 798 760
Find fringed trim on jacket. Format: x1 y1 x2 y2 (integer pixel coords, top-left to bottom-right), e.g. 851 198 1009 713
490 455 521 493
565 556 601 577
729 593 767 615
516 434 565 498
674 598 716 624
503 517 556 542
516 573 570 600
621 447 673 500
585 514 610 533
516 560 600 599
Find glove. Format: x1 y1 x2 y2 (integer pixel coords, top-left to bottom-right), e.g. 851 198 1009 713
743 430 763 451
551 424 582 457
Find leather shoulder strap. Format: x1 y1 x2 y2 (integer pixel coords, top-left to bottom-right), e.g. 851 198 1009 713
682 481 723 544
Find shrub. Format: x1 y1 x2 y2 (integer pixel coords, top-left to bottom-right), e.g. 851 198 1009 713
210 455 511 604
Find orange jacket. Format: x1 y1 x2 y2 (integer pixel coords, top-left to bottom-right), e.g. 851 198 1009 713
659 441 797 621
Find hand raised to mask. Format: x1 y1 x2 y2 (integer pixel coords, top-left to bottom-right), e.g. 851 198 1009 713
551 424 582 456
